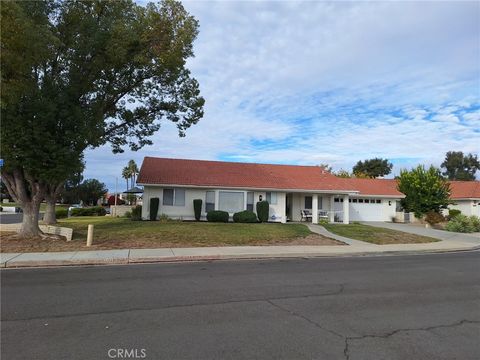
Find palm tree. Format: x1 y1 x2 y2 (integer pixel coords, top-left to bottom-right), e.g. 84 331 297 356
127 160 139 187
122 166 130 191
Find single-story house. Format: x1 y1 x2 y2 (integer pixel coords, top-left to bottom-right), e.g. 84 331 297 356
448 181 480 217
137 157 405 223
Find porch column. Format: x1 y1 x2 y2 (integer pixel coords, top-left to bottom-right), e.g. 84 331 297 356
343 194 350 224
329 195 335 223
214 190 219 211
312 194 318 224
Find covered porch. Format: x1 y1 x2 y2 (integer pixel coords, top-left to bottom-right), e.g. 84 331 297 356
286 192 354 224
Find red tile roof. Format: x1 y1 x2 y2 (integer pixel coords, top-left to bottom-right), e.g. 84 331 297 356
343 178 405 197
137 157 480 198
449 181 480 199
137 157 356 192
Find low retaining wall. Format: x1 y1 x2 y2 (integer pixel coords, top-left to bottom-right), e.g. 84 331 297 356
111 205 134 217
0 224 73 241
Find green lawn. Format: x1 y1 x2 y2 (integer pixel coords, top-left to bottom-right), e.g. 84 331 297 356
322 223 439 245
58 217 312 245
1 202 69 212
0 216 341 252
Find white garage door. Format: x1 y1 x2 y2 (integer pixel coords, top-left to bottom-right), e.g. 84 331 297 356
334 198 387 222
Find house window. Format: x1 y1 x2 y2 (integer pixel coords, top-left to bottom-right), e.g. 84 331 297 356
364 199 370 204
305 196 312 209
205 191 215 212
376 199 381 204
358 199 364 203
352 199 357 203
247 192 254 212
318 197 323 209
163 188 185 206
334 198 339 203
219 191 244 213
266 192 277 205
163 189 174 206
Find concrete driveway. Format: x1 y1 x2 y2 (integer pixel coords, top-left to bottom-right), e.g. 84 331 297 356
362 222 480 246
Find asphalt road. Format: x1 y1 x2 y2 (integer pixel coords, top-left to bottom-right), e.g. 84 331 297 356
0 213 24 224
0 213 44 224
2 252 479 360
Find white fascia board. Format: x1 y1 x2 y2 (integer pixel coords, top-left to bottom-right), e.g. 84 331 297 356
351 194 405 199
138 182 360 195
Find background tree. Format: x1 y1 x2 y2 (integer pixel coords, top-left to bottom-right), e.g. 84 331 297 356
127 160 139 187
334 169 352 178
77 179 107 206
43 160 85 224
60 170 85 205
122 167 131 191
397 165 451 217
441 151 480 181
353 158 393 178
1 0 204 237
318 163 333 173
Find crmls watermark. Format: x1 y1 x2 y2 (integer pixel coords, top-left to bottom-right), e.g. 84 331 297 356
107 348 147 359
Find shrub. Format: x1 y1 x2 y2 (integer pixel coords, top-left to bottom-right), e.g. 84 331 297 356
256 201 269 222
55 208 69 219
319 218 329 225
233 210 257 223
124 211 132 218
468 215 480 232
445 214 479 233
158 213 173 223
193 199 202 221
206 210 229 223
131 205 142 221
71 206 107 217
150 197 159 221
424 210 445 225
448 209 461 219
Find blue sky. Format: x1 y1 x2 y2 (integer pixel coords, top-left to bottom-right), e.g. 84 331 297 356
84 0 480 191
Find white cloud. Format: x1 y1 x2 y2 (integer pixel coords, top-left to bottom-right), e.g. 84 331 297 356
87 0 480 189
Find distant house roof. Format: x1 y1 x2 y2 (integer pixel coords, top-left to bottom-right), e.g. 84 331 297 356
137 157 357 193
449 181 480 199
343 178 405 197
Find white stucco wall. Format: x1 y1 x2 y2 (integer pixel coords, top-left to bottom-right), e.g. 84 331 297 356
141 186 287 222
448 200 479 217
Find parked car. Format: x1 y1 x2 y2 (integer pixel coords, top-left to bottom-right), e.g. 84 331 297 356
68 204 82 212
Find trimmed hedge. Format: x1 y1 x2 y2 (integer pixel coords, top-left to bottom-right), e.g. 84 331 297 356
206 210 229 223
193 199 202 221
448 209 461 219
131 205 142 221
256 201 269 222
71 206 107 217
55 208 69 219
233 210 258 223
150 198 159 221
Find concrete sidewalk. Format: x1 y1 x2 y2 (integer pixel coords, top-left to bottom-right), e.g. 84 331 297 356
1 224 479 268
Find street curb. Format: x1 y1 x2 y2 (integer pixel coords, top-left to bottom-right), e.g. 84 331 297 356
2 246 478 268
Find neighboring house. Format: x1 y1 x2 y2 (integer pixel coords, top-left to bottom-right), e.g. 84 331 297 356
137 157 404 223
448 181 480 216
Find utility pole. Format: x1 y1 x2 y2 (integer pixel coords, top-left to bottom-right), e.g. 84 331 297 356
114 177 118 217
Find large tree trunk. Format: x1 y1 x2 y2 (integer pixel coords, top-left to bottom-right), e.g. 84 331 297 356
43 183 63 225
2 168 46 238
20 201 42 237
43 197 56 225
